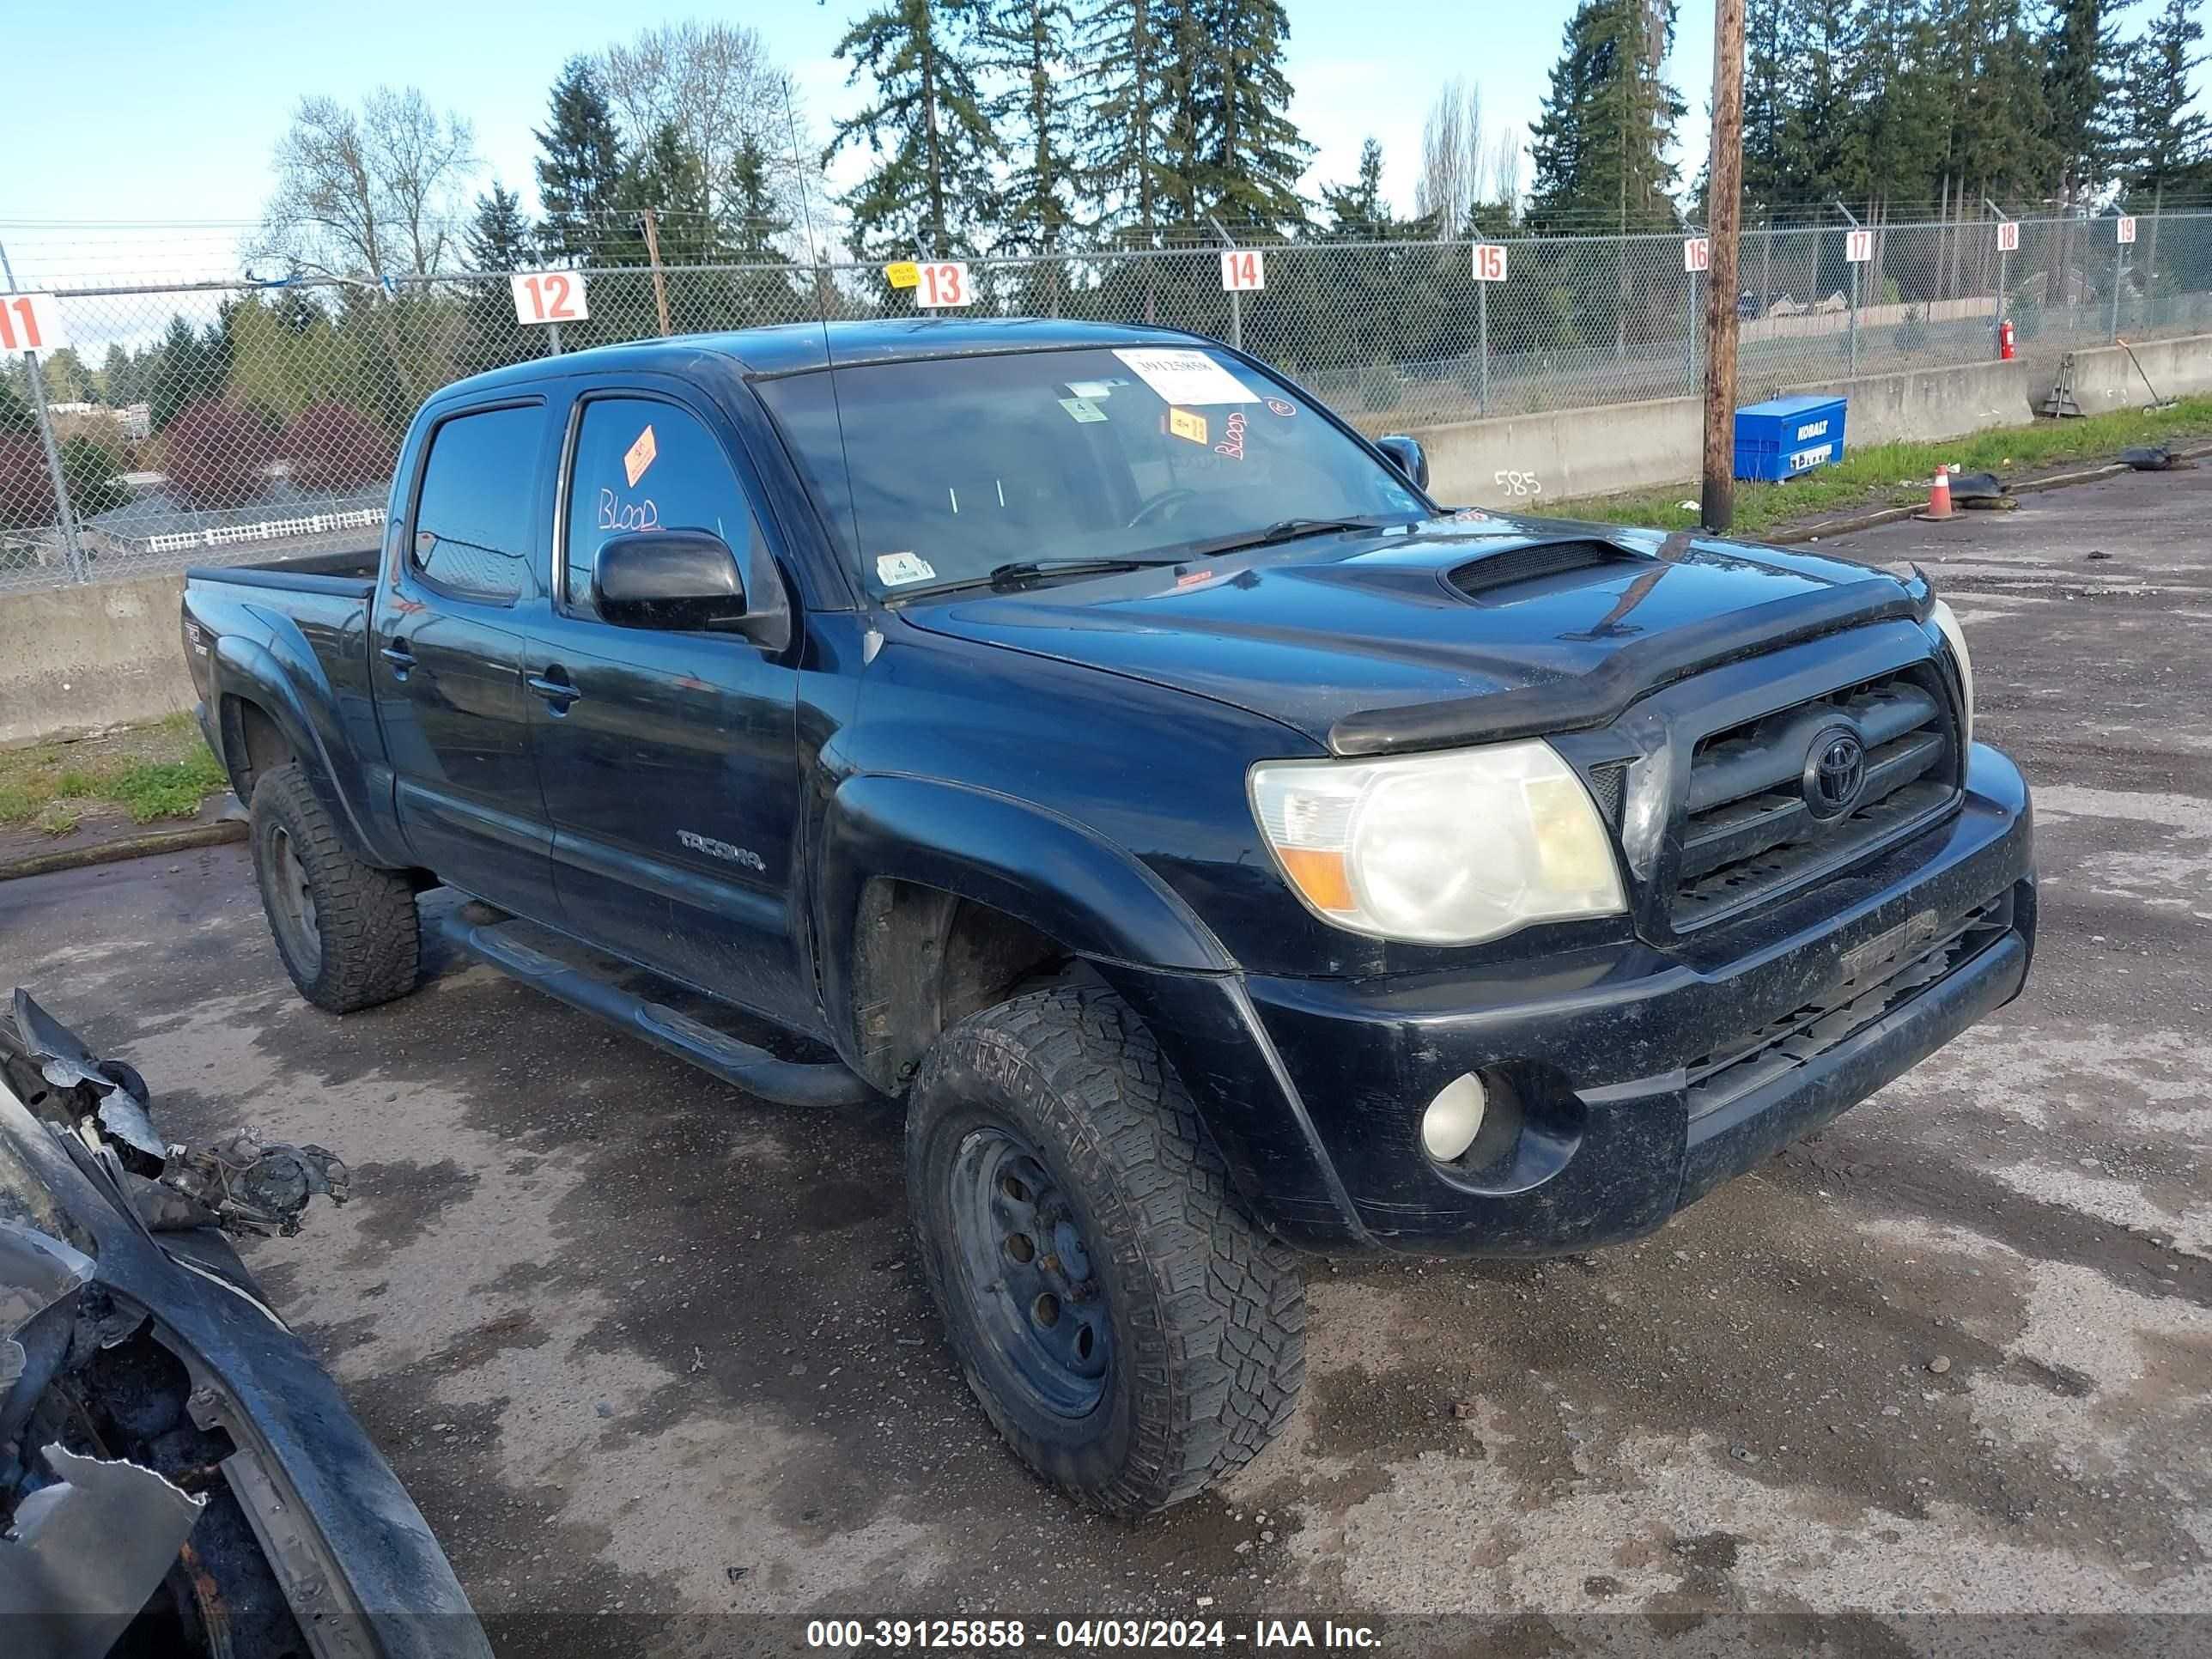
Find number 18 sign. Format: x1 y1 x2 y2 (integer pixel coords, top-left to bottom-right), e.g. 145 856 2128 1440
510 270 590 325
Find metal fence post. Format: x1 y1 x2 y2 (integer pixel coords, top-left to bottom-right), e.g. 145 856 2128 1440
1849 263 1860 378
1207 218 1242 352
1477 271 1489 416
1686 264 1701 395
2112 234 2124 343
0 238 88 582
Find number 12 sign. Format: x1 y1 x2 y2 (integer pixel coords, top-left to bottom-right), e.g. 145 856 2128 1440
0 292 69 354
1220 249 1265 292
510 271 590 325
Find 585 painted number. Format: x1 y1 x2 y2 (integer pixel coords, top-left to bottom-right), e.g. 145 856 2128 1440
0 293 68 353
510 271 590 325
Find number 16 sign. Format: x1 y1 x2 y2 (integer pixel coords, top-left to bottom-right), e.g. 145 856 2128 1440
510 270 590 325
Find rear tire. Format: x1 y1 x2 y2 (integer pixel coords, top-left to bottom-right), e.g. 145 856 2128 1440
249 763 418 1013
906 986 1306 1516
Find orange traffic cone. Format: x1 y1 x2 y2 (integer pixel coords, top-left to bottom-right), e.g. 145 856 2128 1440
1917 464 1954 522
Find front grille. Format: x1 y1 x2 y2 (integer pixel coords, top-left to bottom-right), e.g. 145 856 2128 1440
1684 892 2011 1120
1673 665 1959 927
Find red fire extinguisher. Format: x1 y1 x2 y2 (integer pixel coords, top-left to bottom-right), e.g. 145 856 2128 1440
1999 319 2016 360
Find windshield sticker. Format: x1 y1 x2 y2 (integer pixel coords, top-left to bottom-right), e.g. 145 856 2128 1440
1058 396 1109 423
1167 408 1209 446
877 550 937 586
1064 379 1121 399
1265 397 1297 418
623 424 659 487
1113 347 1259 405
1212 410 1248 461
598 489 660 532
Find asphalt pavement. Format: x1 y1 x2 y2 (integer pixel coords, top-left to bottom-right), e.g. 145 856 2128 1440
3 467 2208 1656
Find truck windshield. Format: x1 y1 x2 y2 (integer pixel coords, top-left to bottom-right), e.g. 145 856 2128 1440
757 345 1429 598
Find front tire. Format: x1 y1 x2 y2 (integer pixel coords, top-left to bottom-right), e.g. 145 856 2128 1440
906 986 1306 1516
249 763 419 1013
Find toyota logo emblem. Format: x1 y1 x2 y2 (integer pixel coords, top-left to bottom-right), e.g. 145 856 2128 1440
1805 728 1866 819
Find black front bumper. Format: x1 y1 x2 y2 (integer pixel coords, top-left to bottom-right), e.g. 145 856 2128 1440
1126 743 2034 1255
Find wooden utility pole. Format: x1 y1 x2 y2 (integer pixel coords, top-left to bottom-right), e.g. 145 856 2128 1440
1700 0 1747 531
641 209 674 337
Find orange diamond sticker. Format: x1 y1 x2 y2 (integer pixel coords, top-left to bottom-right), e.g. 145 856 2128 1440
624 425 658 487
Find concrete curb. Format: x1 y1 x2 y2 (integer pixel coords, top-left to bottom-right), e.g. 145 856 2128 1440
0 817 246 883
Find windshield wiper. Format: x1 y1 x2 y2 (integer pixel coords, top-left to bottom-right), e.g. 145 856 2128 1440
1183 515 1407 558
983 556 1187 588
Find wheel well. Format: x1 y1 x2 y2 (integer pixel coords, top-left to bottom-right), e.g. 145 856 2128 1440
220 696 295 803
848 879 1075 1092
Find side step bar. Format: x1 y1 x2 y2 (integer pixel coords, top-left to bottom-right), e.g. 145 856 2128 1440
434 911 877 1109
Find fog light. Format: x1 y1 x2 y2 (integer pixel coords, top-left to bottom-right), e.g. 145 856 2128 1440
1420 1073 1489 1163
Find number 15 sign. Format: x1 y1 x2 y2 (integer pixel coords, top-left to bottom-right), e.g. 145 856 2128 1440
510 270 590 325
0 292 69 354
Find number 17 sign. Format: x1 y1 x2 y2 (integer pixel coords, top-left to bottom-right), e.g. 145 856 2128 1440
510 270 590 325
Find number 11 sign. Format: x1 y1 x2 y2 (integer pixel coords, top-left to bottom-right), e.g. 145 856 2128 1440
510 270 590 325
0 292 69 354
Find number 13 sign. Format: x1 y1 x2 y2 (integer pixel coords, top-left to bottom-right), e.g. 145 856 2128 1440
0 293 69 354
510 270 590 325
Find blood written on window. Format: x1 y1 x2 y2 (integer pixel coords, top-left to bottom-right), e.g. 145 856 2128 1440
410 406 544 601
562 398 768 616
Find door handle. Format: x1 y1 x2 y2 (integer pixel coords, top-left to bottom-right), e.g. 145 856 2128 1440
380 641 415 678
526 672 582 709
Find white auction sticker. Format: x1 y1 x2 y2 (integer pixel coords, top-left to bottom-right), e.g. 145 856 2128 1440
876 551 937 586
1111 347 1257 405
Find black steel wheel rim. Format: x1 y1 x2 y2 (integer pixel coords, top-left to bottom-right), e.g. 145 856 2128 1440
268 824 321 975
946 1125 1111 1419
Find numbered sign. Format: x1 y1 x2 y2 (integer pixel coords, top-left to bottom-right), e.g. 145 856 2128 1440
1996 219 2021 253
510 271 590 325
1472 244 1509 283
914 261 973 308
1220 248 1265 292
2118 216 2137 245
0 292 69 354
1844 228 1874 264
1683 237 1710 274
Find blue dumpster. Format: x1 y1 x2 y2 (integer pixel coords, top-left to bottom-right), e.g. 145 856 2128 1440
1735 394 1847 482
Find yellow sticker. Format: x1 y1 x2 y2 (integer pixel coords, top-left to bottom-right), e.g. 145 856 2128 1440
624 425 658 488
1168 408 1208 446
884 261 921 290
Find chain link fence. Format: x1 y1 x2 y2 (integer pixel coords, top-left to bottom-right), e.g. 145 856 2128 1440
6 209 2209 592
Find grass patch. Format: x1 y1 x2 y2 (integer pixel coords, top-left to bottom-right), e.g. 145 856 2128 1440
0 716 230 835
1550 394 2212 535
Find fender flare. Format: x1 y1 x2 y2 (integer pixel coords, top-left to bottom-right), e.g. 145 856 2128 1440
208 635 395 867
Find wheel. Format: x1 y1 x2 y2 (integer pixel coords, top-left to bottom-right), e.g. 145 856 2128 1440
906 985 1307 1516
248 763 419 1013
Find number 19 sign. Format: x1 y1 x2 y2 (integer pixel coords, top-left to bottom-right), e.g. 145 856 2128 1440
510 270 590 325
0 292 69 355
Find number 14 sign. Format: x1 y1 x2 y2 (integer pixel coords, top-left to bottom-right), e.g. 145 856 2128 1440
1220 249 1265 291
510 270 590 325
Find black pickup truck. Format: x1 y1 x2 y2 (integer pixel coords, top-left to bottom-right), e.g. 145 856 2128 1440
181 319 2034 1515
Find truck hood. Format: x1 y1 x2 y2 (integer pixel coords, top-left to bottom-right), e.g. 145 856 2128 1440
895 516 1930 756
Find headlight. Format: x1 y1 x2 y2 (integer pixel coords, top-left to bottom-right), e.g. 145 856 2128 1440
1249 740 1626 945
1929 599 1975 749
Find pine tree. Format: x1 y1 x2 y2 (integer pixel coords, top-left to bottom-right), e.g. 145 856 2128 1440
1742 0 1794 207
826 0 1003 259
464 182 532 271
1526 0 1686 231
2120 0 2209 197
981 0 1081 254
725 137 795 257
1188 0 1313 231
1078 0 1177 241
2043 0 2137 206
1321 138 1389 236
535 57 627 263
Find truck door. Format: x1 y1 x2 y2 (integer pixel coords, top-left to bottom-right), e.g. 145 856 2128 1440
526 389 811 1030
370 398 562 923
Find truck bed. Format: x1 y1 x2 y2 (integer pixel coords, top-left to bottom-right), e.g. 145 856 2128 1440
185 545 380 597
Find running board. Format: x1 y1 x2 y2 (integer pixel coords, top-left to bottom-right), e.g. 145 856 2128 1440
434 912 876 1109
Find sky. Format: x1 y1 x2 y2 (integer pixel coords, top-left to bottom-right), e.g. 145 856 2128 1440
3 0 1722 291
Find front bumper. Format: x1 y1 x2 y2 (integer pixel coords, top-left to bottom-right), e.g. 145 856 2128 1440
1126 743 2034 1255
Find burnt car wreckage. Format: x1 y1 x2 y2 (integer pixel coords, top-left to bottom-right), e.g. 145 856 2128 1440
0 991 489 1659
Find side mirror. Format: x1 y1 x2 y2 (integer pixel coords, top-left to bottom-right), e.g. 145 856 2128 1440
594 530 747 632
1375 435 1430 492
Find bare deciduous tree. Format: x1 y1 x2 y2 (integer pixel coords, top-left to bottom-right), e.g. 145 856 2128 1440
1417 79 1483 235
600 21 810 232
252 88 478 281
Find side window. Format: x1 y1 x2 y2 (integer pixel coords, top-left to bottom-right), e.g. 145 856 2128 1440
563 397 767 616
410 405 544 602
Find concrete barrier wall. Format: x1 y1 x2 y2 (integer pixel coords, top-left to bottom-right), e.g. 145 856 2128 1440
4 333 2207 749
0 574 197 749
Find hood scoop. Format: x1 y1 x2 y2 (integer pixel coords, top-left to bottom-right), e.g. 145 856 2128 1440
1449 538 1647 604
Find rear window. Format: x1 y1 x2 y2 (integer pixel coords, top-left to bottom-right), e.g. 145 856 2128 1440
757 346 1425 597
410 404 544 601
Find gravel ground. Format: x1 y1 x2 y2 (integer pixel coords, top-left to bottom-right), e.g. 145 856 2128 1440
3 470 2207 1656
